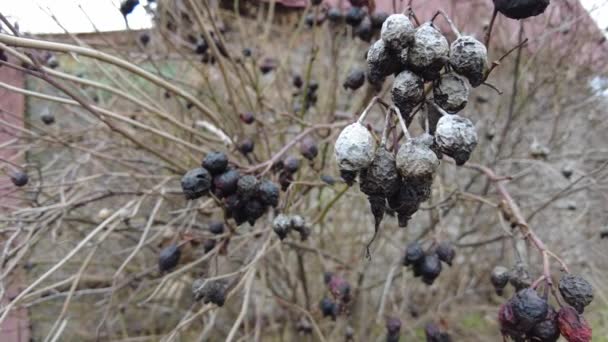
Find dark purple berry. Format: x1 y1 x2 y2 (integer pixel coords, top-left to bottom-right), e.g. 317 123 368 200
244 199 265 225
299 137 318 160
120 0 139 16
386 317 401 342
239 112 255 124
203 152 229 175
420 253 442 285
181 167 212 200
293 74 303 88
203 239 216 253
343 69 366 90
528 306 560 342
195 41 209 55
213 169 240 198
425 322 451 342
237 175 258 200
491 266 510 295
327 7 343 22
558 274 594 314
158 244 180 272
510 288 549 332
403 241 425 266
257 180 280 207
259 57 278 74
279 171 293 191
41 111 55 125
320 297 338 319
209 221 224 235
436 241 455 266
10 171 29 187
238 138 254 155
139 32 150 46
283 156 300 174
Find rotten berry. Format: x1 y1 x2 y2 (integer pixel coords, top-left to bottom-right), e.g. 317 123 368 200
434 114 478 166
433 73 470 113
558 274 594 314
510 288 549 332
273 214 292 240
334 122 375 179
449 35 488 87
491 266 510 295
406 22 449 81
557 306 592 342
213 169 240 198
381 14 415 51
392 69 425 118
283 156 300 174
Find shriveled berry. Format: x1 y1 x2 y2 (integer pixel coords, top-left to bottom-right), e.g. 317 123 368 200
290 215 305 231
450 36 488 87
499 302 527 341
381 14 415 51
320 297 338 319
273 214 291 240
511 288 549 332
345 7 365 27
386 317 401 342
433 73 470 113
257 179 280 207
396 136 440 180
509 263 532 291
10 171 29 187
192 278 227 306
392 69 425 118
244 199 265 225
491 266 510 294
239 112 255 124
41 111 55 125
299 137 318 160
359 147 400 197
238 138 255 155
209 221 224 234
237 175 258 200
494 0 550 20
259 57 278 74
403 241 425 266
343 69 365 90
528 306 560 342
327 7 343 23
435 114 478 166
406 22 449 81
355 16 373 42
559 274 594 314
283 156 300 174
224 194 244 219
181 167 212 199
158 244 180 272
420 253 442 285
389 182 426 227
370 12 389 29
436 241 455 266
557 306 592 342
308 80 319 93
213 169 240 198
367 39 402 84
335 122 375 174
202 151 229 175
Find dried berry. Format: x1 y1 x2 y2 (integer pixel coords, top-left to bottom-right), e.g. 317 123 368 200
279 171 293 191
559 274 594 314
237 175 258 200
509 263 532 291
359 147 400 197
499 302 527 341
355 16 373 42
345 7 365 27
158 244 180 272
491 266 510 294
425 322 451 342
283 156 301 174
259 57 278 74
192 278 227 306
449 36 488 87
10 171 29 187
406 23 449 81
396 136 440 180
120 0 139 16
392 69 425 118
239 112 255 124
328 274 351 303
213 169 240 198
433 73 470 113
225 193 244 220
403 245 425 272
202 151 229 175
436 241 455 266
434 114 478 165
327 7 343 23
370 12 389 29
273 214 292 240
335 122 375 174
292 74 303 88
386 317 401 342
530 140 550 159
41 110 55 125
528 306 560 342
290 215 305 231
367 39 402 84
381 14 415 51
343 69 366 90
242 47 252 57
244 199 265 225
209 221 224 235
389 183 425 227
494 0 551 20
511 288 549 332
257 180 280 207
181 167 212 199
420 253 442 285
299 137 318 160
238 138 255 155
320 297 338 319
557 306 592 342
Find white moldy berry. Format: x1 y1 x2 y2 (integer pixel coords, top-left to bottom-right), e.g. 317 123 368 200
406 23 449 81
334 122 375 173
391 70 424 118
433 73 470 113
435 114 478 166
396 136 440 180
366 39 401 84
449 36 488 87
381 14 415 51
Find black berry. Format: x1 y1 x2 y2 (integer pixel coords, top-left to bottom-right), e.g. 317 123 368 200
436 241 455 266
238 138 255 155
343 69 366 90
239 112 255 124
299 137 318 160
510 288 549 332
494 0 550 20
257 180 280 207
158 244 180 272
403 241 425 266
345 7 365 27
213 169 240 198
558 274 594 314
209 221 224 235
202 152 229 175
283 156 300 174
10 171 29 187
181 167 212 200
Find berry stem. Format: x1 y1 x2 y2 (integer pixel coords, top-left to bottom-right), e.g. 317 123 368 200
484 8 498 50
357 96 380 124
391 106 411 140
430 10 461 37
380 111 391 147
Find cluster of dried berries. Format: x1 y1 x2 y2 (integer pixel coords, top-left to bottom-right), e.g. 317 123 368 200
192 277 228 307
308 2 389 43
272 214 310 241
498 275 593 341
491 262 539 295
181 151 280 226
319 272 351 320
402 241 455 285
